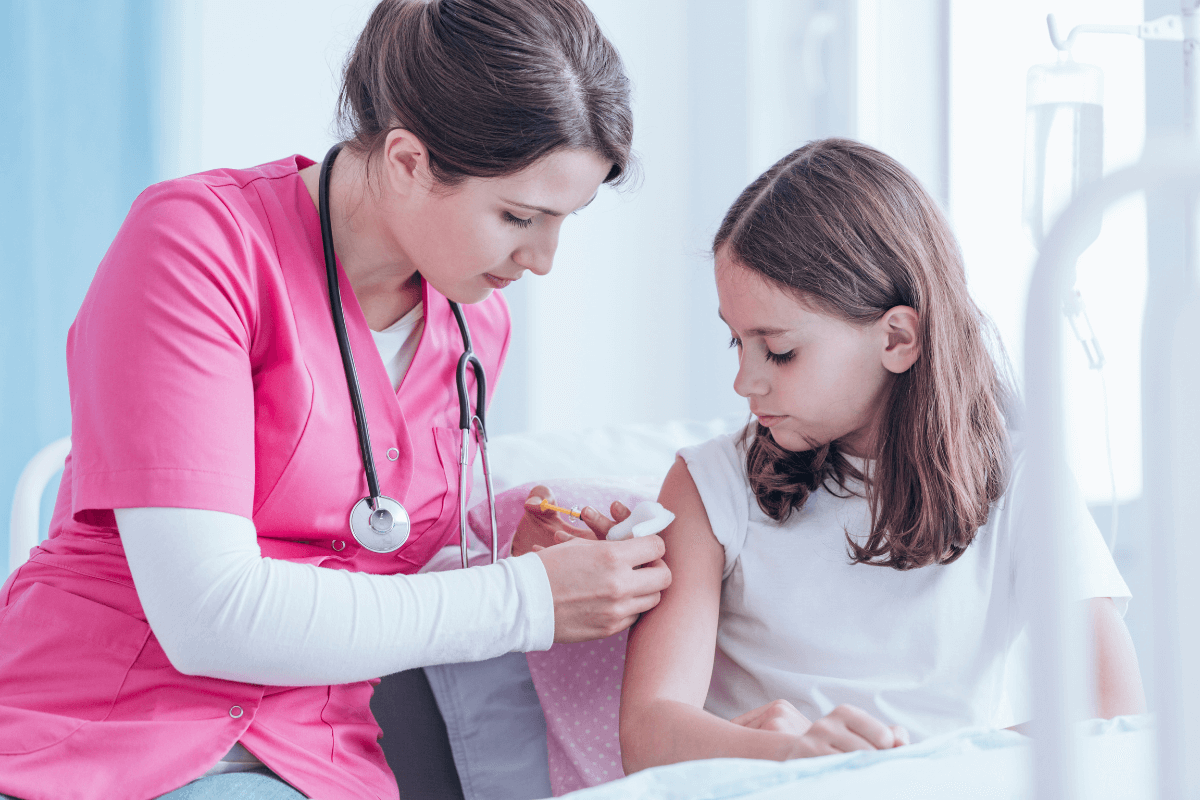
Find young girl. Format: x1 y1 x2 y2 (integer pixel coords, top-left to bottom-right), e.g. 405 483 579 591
619 138 1146 771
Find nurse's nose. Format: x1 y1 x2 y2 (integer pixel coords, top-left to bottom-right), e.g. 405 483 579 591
513 229 558 277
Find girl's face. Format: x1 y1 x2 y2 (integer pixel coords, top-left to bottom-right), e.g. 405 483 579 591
716 252 913 457
392 147 612 304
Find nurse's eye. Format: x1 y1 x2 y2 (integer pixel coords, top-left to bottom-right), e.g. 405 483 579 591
765 348 795 365
503 212 534 229
728 335 742 350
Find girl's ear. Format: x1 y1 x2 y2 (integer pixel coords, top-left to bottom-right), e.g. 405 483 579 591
880 306 920 374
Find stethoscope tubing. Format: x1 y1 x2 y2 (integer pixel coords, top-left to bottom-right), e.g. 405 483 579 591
319 143 498 565
319 143 386 511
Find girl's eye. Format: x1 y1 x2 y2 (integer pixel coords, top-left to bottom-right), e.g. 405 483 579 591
765 348 796 365
504 212 534 229
728 335 742 350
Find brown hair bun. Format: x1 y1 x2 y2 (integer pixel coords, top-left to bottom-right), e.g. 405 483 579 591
338 0 635 186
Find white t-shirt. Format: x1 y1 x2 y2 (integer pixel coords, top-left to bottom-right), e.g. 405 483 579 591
370 302 425 390
678 429 1129 742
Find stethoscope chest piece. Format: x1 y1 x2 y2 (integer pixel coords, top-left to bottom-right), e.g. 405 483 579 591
349 495 411 553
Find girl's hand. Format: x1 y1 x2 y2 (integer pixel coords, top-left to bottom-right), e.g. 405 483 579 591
783 705 909 758
731 699 813 736
511 486 632 556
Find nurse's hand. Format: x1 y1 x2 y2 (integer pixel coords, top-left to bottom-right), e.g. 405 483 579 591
512 486 632 556
536 532 671 643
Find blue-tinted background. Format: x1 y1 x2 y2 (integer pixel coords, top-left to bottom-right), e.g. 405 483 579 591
1 1 164 572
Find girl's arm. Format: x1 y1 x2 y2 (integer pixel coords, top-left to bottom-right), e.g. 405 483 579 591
1091 597 1146 718
619 458 899 773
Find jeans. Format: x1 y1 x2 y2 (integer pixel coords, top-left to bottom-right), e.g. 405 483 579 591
156 770 307 799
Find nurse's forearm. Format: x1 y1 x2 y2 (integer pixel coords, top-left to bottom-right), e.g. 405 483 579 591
116 507 554 686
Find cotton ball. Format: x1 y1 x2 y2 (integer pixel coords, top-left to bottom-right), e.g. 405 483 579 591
605 501 675 541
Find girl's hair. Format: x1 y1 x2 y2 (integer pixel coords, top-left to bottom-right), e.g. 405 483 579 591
338 0 635 187
714 138 1013 571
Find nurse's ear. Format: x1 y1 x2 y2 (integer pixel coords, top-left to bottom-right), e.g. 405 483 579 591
381 128 436 198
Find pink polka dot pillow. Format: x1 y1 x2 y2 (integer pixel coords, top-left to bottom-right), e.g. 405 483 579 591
530 631 631 795
469 480 656 795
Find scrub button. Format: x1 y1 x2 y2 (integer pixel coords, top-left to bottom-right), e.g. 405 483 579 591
332 540 346 552
229 705 244 719
386 448 400 462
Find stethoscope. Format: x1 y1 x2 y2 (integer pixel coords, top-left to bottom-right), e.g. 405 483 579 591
318 143 498 569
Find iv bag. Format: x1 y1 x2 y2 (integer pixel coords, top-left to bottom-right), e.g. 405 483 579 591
1022 57 1104 249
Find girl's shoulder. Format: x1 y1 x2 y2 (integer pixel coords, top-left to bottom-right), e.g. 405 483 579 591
677 427 751 486
676 426 754 578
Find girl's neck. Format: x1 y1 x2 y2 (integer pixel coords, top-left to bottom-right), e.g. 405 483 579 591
300 149 423 331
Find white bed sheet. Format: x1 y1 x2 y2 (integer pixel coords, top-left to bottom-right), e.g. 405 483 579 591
554 717 1156 800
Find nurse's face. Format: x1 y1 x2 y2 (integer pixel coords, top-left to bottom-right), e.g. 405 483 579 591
389 142 612 304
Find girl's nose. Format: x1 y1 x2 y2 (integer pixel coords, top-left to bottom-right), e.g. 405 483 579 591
732 355 767 398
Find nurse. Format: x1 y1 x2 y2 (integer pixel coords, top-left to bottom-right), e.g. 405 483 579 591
0 1 670 799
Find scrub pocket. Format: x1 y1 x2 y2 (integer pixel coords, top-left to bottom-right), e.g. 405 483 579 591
0 581 150 754
433 426 475 524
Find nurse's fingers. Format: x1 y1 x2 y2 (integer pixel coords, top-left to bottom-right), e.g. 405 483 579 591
554 529 599 544
608 532 667 567
626 559 671 596
890 726 910 747
578 505 615 539
523 485 559 516
576 500 631 540
539 536 672 642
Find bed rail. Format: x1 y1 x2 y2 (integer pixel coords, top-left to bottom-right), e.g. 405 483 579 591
1024 145 1200 800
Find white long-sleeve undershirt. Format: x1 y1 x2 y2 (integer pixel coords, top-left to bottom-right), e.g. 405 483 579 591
116 507 555 686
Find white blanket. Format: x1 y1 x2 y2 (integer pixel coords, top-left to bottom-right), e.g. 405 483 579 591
555 717 1155 800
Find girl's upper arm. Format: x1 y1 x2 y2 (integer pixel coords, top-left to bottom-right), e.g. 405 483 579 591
1090 596 1146 718
622 456 726 709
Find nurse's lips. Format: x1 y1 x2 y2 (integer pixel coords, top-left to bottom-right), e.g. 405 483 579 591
485 273 518 289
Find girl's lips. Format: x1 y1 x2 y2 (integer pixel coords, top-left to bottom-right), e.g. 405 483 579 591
755 414 783 427
485 273 516 289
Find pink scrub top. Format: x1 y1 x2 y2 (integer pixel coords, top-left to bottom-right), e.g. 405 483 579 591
0 156 510 800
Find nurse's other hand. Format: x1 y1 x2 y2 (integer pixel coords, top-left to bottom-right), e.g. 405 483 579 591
731 700 813 736
536 533 671 642
576 501 633 539
512 486 599 556
784 705 909 758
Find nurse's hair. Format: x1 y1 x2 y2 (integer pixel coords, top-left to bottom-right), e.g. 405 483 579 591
714 138 1014 571
338 0 635 186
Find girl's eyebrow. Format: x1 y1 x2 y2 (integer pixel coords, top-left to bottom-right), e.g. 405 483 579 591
717 309 791 337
